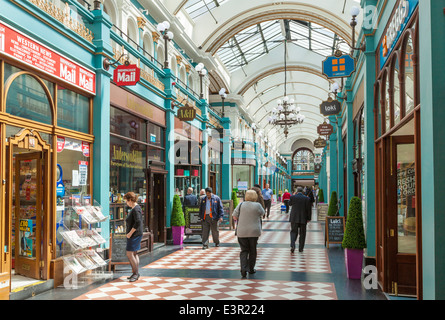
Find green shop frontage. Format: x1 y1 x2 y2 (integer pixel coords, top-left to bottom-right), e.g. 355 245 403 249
0 1 233 299
316 0 445 299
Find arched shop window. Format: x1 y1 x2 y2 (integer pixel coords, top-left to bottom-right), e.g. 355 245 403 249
4 64 54 125
391 53 401 126
376 22 418 135
375 80 382 138
402 31 416 116
292 148 314 171
383 69 391 133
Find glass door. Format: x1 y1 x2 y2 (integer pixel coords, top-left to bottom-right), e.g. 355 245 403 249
388 136 417 296
14 153 43 280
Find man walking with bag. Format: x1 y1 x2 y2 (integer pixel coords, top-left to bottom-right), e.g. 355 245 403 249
289 186 312 253
199 187 224 250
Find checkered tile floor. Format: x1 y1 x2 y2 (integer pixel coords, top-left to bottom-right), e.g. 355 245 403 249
73 203 343 301
144 247 331 273
75 276 337 300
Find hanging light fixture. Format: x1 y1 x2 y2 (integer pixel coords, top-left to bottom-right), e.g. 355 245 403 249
268 39 305 139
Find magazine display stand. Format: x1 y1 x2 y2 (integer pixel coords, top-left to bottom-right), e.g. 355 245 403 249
59 196 112 289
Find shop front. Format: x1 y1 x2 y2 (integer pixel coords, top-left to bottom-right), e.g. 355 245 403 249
174 117 202 201
374 1 420 297
0 21 96 297
109 84 166 244
208 130 222 197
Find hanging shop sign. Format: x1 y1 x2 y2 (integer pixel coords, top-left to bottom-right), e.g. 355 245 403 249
320 97 342 116
0 21 96 94
113 64 140 86
322 54 356 79
177 105 197 121
314 138 327 149
379 0 419 69
317 122 334 136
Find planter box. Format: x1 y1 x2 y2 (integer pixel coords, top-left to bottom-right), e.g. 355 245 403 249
344 248 364 279
172 226 185 245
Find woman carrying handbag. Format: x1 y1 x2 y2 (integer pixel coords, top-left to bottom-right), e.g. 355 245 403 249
232 190 265 278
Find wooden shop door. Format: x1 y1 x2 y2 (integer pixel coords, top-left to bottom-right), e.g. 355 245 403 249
147 168 167 243
5 129 51 281
386 136 417 296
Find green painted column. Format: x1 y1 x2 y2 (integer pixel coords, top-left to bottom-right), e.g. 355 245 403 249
221 118 232 200
419 0 445 300
199 101 209 191
362 35 377 259
162 69 176 229
91 8 113 246
336 115 344 216
345 93 355 209
328 116 338 202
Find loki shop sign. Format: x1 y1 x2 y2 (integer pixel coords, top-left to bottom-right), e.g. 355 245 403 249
320 98 341 116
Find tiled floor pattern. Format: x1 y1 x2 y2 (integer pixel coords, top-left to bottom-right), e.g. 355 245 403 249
74 276 337 300
74 204 340 300
143 247 331 273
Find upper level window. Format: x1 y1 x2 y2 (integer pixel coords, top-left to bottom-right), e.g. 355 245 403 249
292 148 314 171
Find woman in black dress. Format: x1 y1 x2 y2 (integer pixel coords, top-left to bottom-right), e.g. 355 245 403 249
124 192 143 282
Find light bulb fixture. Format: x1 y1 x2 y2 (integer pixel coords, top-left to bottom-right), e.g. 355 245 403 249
350 6 366 53
219 87 227 117
196 62 208 100
157 21 174 69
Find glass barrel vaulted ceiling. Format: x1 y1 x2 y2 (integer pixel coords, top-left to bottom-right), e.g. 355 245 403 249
173 0 362 151
216 19 351 73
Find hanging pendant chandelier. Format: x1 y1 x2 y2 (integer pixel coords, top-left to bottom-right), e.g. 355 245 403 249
268 40 305 138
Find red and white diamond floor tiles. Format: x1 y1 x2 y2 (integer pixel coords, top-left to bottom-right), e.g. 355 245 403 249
75 205 338 300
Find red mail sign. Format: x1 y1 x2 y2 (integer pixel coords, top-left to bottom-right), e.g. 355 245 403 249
113 64 140 86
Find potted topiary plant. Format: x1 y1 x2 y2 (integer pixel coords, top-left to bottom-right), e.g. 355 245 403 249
327 191 338 216
318 188 325 203
171 195 186 245
342 196 367 279
231 190 239 209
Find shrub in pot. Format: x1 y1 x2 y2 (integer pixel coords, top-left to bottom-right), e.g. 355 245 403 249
231 190 239 209
171 195 186 245
342 196 367 279
327 191 338 216
318 188 325 203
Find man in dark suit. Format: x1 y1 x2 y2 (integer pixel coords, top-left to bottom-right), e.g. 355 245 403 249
289 186 312 253
199 187 224 249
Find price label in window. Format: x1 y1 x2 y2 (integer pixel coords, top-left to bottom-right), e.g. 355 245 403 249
78 161 88 186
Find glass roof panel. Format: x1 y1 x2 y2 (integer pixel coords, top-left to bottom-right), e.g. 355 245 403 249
215 19 351 73
184 0 227 20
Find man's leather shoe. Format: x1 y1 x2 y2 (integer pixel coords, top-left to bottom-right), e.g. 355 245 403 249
291 247 295 253
249 269 256 274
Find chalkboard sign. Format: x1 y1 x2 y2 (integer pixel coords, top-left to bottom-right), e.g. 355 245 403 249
109 233 129 271
221 200 233 230
325 216 345 248
184 206 202 235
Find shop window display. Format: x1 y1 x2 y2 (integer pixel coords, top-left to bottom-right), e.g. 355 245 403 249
55 137 91 257
109 135 147 233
